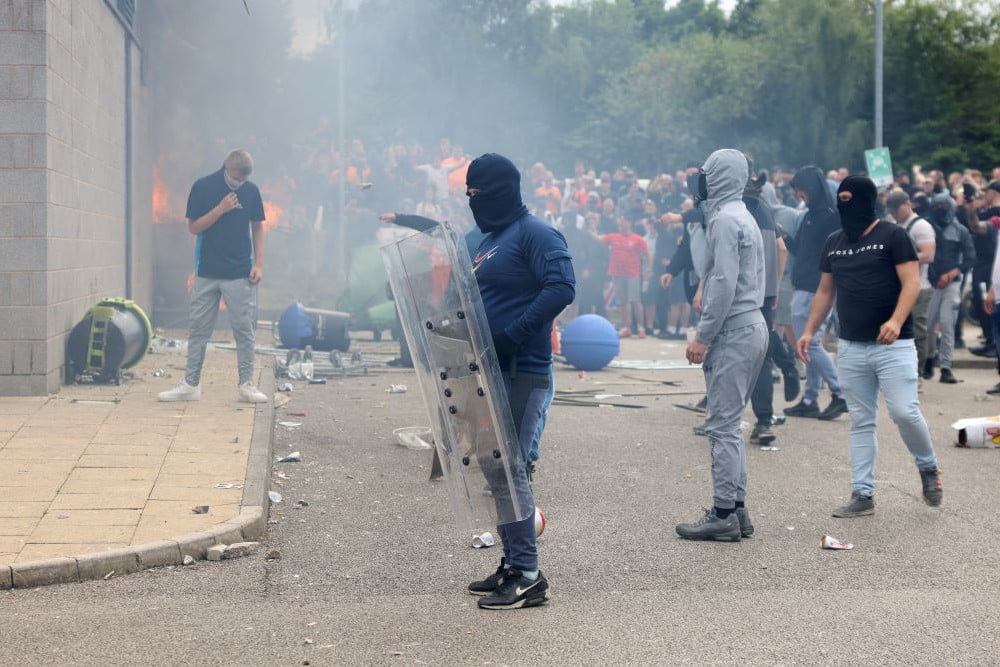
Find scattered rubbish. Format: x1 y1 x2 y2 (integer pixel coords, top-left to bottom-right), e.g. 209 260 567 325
309 378 327 384
265 548 282 560
952 416 1000 447
276 452 302 463
393 426 434 450
472 532 495 548
274 394 291 408
759 446 781 452
153 368 165 377
278 421 302 428
387 384 408 394
183 555 195 566
304 638 314 646
609 359 701 371
192 505 209 514
577 371 587 380
553 395 646 409
294 500 309 508
287 412 307 417
214 483 243 489
359 181 374 190
821 535 854 550
222 541 261 560
230 436 240 443
70 399 120 405
268 491 283 503
278 383 294 392
103 570 115 580
535 507 546 537
150 334 187 353
673 403 706 414
207 544 226 561
276 471 289 479
772 415 787 426
785 525 795 531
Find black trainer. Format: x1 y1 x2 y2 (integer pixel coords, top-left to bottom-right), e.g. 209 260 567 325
477 570 550 610
750 424 776 445
782 365 801 402
693 395 708 414
939 368 959 384
735 507 754 537
818 396 849 421
919 468 943 506
922 357 935 380
675 508 741 542
832 492 875 518
784 400 820 418
468 557 506 596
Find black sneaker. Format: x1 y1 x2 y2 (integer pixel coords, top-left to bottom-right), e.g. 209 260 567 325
939 368 959 384
735 507 754 537
784 400 820 418
468 558 507 596
782 366 801 402
818 396 849 421
832 492 875 518
987 382 1000 395
970 345 998 358
922 357 935 380
919 468 943 506
477 570 550 610
693 395 708 414
675 508 741 542
750 424 776 445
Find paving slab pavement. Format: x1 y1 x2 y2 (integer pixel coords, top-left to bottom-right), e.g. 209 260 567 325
0 345 272 588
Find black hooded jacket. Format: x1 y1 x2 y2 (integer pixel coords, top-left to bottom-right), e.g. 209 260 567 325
786 166 840 292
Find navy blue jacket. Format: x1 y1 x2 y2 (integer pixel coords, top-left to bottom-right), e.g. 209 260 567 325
473 213 575 375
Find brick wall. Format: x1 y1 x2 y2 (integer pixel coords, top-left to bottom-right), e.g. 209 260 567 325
0 0 151 395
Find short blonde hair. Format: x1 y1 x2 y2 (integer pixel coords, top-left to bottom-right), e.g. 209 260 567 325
224 149 254 177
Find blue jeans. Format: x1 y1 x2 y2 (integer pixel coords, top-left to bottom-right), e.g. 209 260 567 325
791 290 841 403
838 339 938 497
528 367 555 462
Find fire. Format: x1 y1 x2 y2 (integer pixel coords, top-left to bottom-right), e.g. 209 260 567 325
153 164 173 224
262 200 284 231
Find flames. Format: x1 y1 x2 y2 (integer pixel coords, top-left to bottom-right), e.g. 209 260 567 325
153 164 178 225
154 161 285 231
262 200 283 231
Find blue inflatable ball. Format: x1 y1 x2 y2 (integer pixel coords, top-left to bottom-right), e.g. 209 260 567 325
561 314 620 371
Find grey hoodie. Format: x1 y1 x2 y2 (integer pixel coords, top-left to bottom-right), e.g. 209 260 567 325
696 149 766 345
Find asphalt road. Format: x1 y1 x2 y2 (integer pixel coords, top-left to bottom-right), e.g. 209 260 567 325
2 335 1000 665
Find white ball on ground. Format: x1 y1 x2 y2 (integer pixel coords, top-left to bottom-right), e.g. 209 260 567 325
534 507 546 537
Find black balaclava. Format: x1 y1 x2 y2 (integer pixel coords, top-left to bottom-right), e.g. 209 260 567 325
790 165 837 218
836 176 878 242
465 153 529 233
929 192 956 227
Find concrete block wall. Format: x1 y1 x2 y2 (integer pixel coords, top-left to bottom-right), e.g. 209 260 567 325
0 0 150 395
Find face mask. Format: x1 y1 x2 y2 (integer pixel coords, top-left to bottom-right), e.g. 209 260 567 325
224 171 246 191
836 176 878 243
686 171 708 202
930 206 951 226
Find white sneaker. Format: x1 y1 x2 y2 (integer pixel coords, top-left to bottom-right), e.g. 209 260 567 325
238 383 268 404
159 381 201 402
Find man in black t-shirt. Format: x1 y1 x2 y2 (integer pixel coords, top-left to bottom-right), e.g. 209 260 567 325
159 149 269 404
797 176 942 518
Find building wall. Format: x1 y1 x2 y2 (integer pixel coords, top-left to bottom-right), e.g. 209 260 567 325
0 0 151 395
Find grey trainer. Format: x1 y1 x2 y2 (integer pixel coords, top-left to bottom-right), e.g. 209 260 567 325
735 507 754 537
832 492 875 518
675 508 741 542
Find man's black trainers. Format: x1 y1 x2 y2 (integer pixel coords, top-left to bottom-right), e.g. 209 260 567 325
939 368 959 384
919 468 943 506
477 570 550 610
832 492 875 518
468 558 506 596
818 396 849 421
735 507 754 537
750 424 776 445
922 357 935 380
675 508 741 542
784 400 820 418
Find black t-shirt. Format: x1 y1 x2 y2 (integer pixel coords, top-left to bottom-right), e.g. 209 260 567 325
186 168 266 279
819 222 918 342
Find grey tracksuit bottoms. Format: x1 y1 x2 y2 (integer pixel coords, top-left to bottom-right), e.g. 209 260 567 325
185 276 257 386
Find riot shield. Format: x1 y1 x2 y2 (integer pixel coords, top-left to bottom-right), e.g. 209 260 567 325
381 222 530 535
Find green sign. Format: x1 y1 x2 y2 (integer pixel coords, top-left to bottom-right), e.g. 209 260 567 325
864 147 893 188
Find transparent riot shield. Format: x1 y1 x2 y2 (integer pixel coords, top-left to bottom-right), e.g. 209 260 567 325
381 222 530 535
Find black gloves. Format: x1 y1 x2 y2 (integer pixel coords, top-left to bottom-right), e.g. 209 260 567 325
492 330 517 360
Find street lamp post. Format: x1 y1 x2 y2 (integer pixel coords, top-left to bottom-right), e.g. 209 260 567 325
875 0 883 148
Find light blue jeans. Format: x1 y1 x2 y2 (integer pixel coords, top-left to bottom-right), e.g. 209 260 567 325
838 338 938 497
791 290 841 403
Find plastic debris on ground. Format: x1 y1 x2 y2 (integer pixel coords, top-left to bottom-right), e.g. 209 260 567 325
268 491 283 503
287 412 307 417
214 482 243 489
273 394 291 408
821 535 854 550
472 532 495 548
608 359 702 371
278 421 302 428
191 505 209 514
759 446 781 452
276 452 302 463
951 416 1000 448
393 426 434 450
278 383 294 392
387 384 408 394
